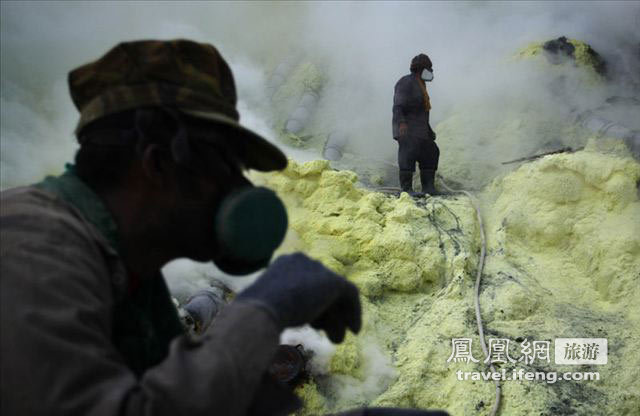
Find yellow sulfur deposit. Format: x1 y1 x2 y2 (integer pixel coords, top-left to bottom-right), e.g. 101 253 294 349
514 38 606 84
515 38 604 73
250 148 640 415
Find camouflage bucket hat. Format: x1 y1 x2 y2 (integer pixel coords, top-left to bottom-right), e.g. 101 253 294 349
68 39 287 172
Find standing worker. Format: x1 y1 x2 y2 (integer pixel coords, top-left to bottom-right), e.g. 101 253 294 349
392 53 441 196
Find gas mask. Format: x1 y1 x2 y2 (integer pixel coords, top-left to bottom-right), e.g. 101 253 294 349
421 68 434 82
140 108 289 276
212 184 288 275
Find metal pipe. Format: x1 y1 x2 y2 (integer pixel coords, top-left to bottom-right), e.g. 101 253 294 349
285 91 320 135
267 58 297 100
182 287 226 334
323 130 349 161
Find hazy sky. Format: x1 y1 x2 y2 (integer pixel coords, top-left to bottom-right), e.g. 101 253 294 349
2 1 639 188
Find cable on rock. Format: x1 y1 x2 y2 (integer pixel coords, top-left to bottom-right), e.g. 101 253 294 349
436 174 500 416
372 177 501 416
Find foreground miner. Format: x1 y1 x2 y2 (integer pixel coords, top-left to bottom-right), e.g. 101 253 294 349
0 40 447 416
392 53 441 196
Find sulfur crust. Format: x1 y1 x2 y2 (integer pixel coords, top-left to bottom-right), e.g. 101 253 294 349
249 148 640 415
514 38 604 83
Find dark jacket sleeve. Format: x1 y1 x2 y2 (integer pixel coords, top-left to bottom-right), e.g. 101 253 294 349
0 190 280 416
392 76 411 140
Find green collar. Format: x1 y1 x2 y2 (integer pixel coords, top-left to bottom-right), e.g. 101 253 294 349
36 164 121 253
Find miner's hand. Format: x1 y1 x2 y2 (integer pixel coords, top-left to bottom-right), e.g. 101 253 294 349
399 123 408 137
237 253 362 343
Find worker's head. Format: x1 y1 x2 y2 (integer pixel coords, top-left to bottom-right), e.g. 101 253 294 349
70 40 288 275
410 53 433 73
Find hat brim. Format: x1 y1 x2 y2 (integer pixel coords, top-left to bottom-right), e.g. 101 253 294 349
180 109 288 172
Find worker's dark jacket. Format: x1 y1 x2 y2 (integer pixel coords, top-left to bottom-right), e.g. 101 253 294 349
0 168 280 416
392 73 434 141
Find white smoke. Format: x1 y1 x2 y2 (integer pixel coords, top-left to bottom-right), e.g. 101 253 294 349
328 338 397 407
280 326 337 375
3 2 639 189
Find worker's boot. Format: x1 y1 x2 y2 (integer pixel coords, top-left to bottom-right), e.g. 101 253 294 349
400 170 413 193
399 170 414 193
420 168 441 196
400 170 424 197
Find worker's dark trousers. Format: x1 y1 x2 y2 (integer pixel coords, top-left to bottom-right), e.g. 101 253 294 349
398 136 439 171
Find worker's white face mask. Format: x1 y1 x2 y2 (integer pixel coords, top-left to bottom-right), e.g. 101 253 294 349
421 68 434 82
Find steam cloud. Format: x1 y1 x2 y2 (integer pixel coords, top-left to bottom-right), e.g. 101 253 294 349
3 2 639 189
